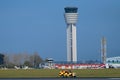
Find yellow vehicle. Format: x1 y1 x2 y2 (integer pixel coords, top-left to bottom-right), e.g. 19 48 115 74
59 70 76 78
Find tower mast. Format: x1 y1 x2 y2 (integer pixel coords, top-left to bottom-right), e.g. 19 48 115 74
101 37 107 64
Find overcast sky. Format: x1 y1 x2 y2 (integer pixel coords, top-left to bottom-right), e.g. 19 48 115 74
0 0 120 61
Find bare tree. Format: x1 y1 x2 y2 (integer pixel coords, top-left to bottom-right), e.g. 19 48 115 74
13 54 20 66
29 55 34 67
4 54 9 67
33 52 43 68
23 53 30 62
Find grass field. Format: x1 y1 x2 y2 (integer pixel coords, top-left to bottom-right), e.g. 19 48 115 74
0 69 120 78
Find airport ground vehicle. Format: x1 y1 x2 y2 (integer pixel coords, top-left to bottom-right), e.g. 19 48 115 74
59 70 76 78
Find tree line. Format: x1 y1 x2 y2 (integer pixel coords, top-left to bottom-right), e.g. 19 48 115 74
3 52 43 68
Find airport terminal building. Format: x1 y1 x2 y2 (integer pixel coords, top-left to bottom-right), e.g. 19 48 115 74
106 56 120 68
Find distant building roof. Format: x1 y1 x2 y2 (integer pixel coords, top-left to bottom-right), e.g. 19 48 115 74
107 56 120 60
107 56 120 63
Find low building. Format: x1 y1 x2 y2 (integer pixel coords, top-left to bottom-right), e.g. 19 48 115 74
106 56 120 68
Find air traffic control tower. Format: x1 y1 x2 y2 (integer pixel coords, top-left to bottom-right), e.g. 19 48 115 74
64 7 78 62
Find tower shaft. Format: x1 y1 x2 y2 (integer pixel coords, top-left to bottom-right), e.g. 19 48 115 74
67 24 77 62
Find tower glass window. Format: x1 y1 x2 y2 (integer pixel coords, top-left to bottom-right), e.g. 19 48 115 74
64 7 78 13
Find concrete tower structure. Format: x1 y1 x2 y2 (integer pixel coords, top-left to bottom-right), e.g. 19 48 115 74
101 37 107 64
64 7 78 62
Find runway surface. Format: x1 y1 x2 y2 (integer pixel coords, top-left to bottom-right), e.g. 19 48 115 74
0 78 120 80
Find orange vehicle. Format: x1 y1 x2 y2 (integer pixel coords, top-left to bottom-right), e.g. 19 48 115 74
59 70 76 78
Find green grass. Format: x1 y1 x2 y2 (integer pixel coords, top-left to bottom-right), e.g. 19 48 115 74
0 69 120 78
72 69 120 77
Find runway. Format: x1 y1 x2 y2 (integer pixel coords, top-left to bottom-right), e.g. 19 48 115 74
0 78 120 80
